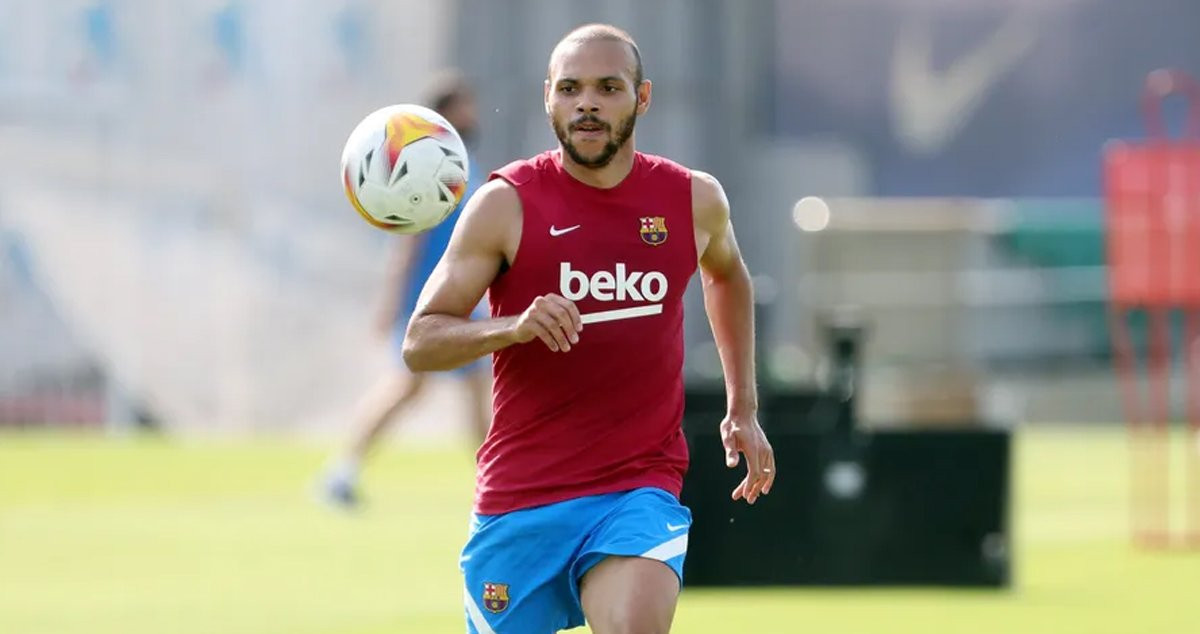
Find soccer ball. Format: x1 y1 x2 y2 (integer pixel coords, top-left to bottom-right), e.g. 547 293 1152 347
340 104 471 234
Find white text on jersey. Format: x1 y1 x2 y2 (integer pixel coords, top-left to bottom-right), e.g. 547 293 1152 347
560 262 668 303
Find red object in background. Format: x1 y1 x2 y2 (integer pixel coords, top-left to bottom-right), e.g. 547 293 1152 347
1104 68 1200 549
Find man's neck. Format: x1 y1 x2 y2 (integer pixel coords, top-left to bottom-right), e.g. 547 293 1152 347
558 145 637 189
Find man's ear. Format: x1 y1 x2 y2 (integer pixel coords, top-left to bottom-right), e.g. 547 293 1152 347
636 79 652 116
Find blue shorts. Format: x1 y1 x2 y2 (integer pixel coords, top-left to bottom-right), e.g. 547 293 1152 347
460 487 691 633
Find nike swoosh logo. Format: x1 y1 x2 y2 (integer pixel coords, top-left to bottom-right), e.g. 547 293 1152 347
890 14 1038 155
549 224 581 237
666 523 688 532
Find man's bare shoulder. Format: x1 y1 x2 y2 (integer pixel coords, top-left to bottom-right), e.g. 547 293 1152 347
690 170 731 231
458 178 523 231
447 178 524 267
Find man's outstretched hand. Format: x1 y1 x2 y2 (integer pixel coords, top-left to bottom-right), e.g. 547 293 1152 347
720 413 775 505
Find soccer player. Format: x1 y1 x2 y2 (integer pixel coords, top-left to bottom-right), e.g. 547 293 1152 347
403 24 775 634
320 70 492 509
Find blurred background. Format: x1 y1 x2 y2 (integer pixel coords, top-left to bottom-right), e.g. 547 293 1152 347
2 1 1199 633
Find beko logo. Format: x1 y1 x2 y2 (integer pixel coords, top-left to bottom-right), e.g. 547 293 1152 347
559 262 668 303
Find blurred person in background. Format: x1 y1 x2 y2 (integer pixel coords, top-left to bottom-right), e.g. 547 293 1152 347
319 69 491 509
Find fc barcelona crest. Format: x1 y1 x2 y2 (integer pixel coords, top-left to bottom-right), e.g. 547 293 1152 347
482 582 510 613
639 216 668 246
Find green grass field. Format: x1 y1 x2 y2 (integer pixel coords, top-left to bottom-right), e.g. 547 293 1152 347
2 425 1198 634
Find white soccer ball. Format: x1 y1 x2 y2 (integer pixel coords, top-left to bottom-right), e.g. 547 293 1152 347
340 104 471 234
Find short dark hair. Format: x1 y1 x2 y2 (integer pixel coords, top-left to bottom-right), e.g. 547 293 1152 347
550 23 644 86
420 68 474 114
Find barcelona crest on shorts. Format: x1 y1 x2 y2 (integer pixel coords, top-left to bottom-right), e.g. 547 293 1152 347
640 216 668 246
482 582 510 613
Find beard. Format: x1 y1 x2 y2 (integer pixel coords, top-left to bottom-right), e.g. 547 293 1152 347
552 110 637 169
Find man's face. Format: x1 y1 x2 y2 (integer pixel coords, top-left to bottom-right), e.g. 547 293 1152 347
545 40 648 169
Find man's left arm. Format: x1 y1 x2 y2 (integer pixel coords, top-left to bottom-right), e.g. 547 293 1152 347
692 170 776 505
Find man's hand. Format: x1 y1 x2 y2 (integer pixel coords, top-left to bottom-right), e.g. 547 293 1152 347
512 294 583 352
720 413 775 504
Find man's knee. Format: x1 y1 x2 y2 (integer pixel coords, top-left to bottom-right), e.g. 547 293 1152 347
386 371 425 401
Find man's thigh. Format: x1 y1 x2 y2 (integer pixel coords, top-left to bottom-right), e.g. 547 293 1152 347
579 555 680 634
572 488 691 633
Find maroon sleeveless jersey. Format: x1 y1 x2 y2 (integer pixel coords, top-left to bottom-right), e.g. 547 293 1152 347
475 150 698 515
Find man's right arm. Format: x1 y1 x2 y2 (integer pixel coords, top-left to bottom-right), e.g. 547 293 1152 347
402 180 583 372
